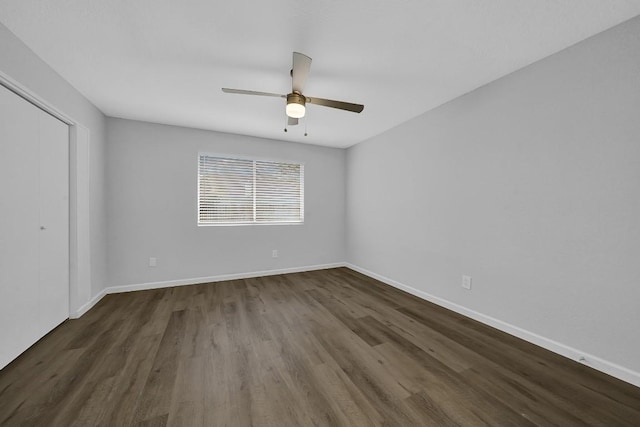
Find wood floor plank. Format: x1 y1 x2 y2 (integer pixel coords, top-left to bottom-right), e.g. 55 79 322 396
100 333 164 427
459 366 589 426
1 267 639 426
166 354 204 427
310 362 384 426
133 309 186 424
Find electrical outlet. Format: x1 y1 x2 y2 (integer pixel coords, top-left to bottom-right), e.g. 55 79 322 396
272 250 278 258
462 275 472 290
149 257 157 267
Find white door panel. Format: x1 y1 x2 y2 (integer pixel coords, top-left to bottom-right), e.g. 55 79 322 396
0 85 42 368
38 109 69 337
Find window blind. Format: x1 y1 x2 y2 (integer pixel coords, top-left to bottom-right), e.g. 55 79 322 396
198 155 304 225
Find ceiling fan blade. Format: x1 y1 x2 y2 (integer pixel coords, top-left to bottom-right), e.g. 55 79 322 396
292 52 312 93
222 88 285 98
287 117 299 126
306 96 364 113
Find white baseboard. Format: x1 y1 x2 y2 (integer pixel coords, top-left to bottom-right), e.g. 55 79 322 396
70 288 107 319
345 263 640 389
71 262 345 319
106 262 345 294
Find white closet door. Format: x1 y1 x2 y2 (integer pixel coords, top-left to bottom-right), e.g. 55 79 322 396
0 85 69 369
0 85 42 368
38 110 69 337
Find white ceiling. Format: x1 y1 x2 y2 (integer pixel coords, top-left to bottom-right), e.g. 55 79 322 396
1 1 640 148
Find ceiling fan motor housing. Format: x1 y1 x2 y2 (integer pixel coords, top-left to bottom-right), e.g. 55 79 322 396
286 92 306 118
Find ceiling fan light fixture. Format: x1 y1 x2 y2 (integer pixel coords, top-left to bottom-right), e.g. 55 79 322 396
286 93 306 118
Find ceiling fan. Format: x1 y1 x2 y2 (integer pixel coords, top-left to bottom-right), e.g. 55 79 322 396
222 52 364 127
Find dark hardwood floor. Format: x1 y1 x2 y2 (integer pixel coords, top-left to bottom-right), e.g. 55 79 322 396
1 267 639 426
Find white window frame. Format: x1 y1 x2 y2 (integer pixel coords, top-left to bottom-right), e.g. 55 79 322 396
197 153 305 226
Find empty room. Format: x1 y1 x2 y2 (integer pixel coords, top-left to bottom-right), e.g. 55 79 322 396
2 1 640 426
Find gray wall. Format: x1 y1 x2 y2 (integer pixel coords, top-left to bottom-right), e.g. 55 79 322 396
106 118 345 287
0 22 108 298
346 16 640 374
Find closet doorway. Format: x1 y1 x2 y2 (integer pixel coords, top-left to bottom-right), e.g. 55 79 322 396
0 84 69 369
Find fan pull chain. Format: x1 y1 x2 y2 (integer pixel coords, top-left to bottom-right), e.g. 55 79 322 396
284 116 288 133
304 117 308 137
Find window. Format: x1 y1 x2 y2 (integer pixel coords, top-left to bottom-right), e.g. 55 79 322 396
198 154 304 225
